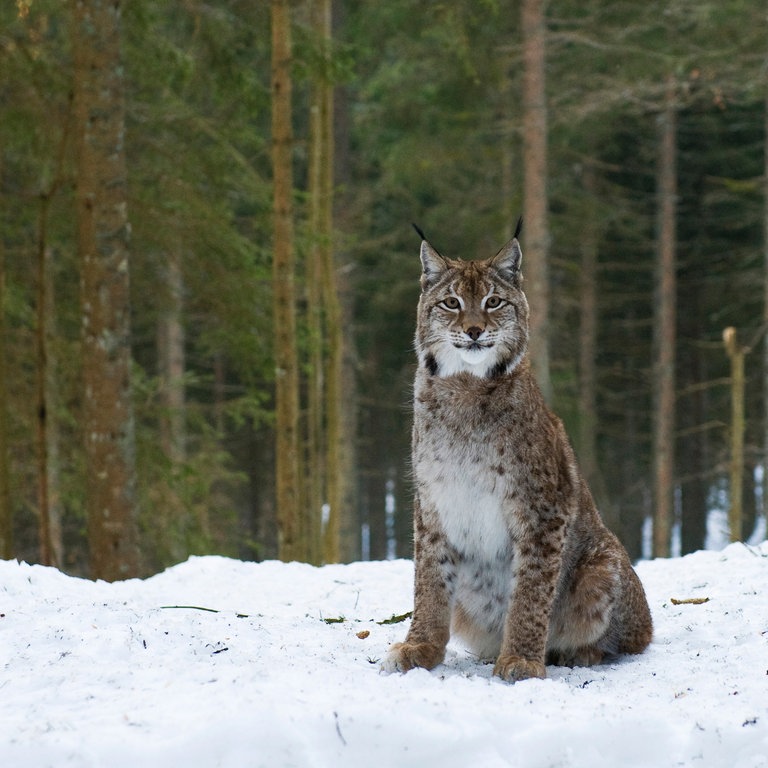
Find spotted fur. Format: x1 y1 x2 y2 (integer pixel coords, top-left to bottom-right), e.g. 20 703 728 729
382 231 653 682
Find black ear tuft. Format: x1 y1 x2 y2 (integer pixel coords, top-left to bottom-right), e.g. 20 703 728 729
412 222 427 241
513 216 523 240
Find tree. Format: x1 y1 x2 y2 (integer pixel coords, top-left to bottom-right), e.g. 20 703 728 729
271 0 302 561
652 75 678 558
306 0 346 564
71 0 141 580
0 185 11 560
764 70 768 539
521 0 551 401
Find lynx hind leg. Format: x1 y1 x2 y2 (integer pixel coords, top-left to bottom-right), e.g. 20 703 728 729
614 559 653 655
547 546 622 668
548 545 652 667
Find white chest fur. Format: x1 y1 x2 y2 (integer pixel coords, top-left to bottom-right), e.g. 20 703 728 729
416 448 511 561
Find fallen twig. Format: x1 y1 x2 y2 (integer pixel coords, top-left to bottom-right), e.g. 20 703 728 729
670 597 710 605
159 605 250 618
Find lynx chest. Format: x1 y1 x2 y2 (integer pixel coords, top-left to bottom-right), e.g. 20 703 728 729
413 380 520 563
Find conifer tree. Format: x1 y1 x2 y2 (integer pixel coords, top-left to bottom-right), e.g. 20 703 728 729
71 0 140 580
271 0 302 561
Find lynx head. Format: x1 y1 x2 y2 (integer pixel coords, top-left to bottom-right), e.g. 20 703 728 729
415 224 529 379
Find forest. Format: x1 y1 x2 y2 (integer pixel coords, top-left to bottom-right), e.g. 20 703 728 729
1 0 767 579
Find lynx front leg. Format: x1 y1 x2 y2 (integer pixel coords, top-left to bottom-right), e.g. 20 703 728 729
494 518 566 683
382 499 452 674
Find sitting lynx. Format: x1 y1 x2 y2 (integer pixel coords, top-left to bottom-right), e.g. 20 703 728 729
382 222 652 683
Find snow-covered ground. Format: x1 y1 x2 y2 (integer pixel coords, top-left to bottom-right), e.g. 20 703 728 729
1 542 767 768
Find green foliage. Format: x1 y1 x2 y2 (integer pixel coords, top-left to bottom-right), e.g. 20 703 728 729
2 0 768 570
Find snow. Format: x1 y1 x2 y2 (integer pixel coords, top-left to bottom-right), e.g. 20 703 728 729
2 543 767 768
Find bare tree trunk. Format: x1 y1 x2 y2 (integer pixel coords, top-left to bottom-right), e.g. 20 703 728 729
332 0 359 562
36 201 53 567
158 250 185 467
36 225 63 568
724 327 745 542
316 0 344 565
157 247 188 560
652 75 678 559
521 0 551 401
0 186 12 560
72 0 141 580
271 0 302 562
763 72 768 537
577 161 615 531
306 0 327 563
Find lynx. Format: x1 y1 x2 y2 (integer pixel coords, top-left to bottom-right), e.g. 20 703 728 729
382 222 652 683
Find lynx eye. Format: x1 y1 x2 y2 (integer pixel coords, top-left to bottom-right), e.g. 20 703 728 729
485 295 505 310
439 296 461 311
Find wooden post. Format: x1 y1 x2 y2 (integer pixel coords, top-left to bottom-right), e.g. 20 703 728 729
723 327 745 542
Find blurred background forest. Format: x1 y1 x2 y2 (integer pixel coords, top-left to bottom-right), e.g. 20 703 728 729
2 0 768 579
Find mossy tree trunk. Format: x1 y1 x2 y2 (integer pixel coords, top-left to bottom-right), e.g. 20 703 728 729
72 0 141 580
271 0 302 562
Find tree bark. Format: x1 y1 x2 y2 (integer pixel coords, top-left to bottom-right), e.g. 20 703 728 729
72 0 141 580
577 161 615 531
652 75 678 558
157 246 188 561
158 249 186 468
0 184 12 560
317 0 344 565
763 72 768 537
521 0 551 401
36 226 63 568
271 0 302 562
306 0 327 563
723 327 745 542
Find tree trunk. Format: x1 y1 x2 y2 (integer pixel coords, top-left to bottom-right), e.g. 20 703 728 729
763 75 768 537
36 221 63 568
306 0 346 564
306 0 327 563
72 0 141 581
578 162 615 531
0 193 12 560
317 0 344 565
521 0 551 401
331 0 359 562
271 0 302 562
652 75 678 558
723 327 745 542
157 247 188 561
158 249 186 467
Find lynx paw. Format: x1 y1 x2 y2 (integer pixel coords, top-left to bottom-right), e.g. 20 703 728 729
547 646 604 668
493 654 547 683
380 641 445 674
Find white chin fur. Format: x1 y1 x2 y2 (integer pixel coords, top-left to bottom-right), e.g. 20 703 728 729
458 347 491 365
437 344 496 377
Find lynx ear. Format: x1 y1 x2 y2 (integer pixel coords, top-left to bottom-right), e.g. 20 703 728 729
414 224 449 290
420 240 450 290
490 237 522 281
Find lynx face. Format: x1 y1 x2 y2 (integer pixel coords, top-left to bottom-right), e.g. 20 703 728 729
416 238 530 379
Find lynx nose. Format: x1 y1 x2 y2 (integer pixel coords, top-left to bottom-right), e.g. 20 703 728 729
465 326 484 341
